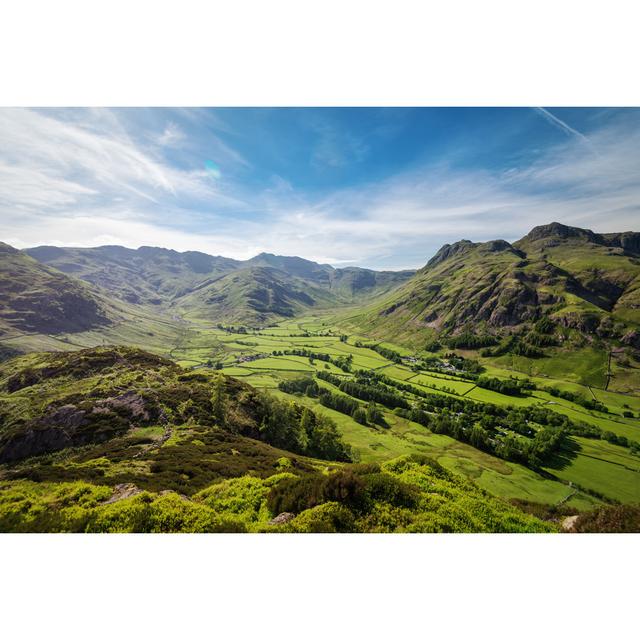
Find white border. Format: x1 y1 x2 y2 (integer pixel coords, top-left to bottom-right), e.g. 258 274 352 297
0 1 638 637
1 0 639 106
1 533 637 639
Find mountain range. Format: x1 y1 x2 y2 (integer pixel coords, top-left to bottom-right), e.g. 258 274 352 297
1 221 639 357
24 244 414 326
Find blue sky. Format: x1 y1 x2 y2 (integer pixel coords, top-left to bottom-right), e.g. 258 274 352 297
1 107 639 269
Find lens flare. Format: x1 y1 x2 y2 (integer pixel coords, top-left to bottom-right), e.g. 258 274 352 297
205 159 221 179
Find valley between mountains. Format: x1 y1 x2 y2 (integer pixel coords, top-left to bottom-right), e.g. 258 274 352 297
1 222 639 532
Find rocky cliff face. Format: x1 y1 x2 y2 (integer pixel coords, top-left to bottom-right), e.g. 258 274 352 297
354 223 640 344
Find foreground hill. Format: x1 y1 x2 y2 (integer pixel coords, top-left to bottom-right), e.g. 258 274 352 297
0 346 556 532
0 242 113 336
24 244 414 324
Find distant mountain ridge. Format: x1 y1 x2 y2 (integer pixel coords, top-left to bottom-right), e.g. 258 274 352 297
8 221 640 338
22 243 415 326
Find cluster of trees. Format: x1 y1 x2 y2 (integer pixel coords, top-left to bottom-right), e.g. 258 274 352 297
525 332 558 348
216 324 249 334
315 386 385 428
393 402 567 469
278 377 319 397
354 341 404 364
357 369 449 402
507 340 545 357
481 335 544 359
535 316 556 334
543 386 609 413
442 354 485 376
476 375 530 397
209 374 351 462
317 388 359 416
257 394 352 461
318 370 409 410
442 326 559 362
446 333 498 349
601 430 635 449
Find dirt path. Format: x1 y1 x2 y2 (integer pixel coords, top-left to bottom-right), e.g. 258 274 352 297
561 515 580 532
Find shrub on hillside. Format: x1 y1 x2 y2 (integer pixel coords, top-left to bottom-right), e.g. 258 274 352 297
571 504 640 533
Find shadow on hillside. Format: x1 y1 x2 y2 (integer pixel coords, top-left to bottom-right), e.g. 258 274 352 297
544 437 581 471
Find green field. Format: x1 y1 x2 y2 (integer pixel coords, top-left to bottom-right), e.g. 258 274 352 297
147 312 639 509
5 307 638 510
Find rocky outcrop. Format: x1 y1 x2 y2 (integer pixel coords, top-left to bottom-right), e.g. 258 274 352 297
0 391 162 463
603 231 640 255
521 222 602 246
425 240 475 268
621 330 640 349
103 483 142 504
268 512 295 525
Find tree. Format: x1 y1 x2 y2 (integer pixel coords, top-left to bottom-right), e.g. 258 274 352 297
299 407 313 450
366 400 382 425
469 424 489 450
211 374 226 426
352 407 368 425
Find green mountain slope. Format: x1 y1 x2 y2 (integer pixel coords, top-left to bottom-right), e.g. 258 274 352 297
247 252 414 300
514 223 640 330
0 242 113 336
24 245 415 325
174 265 341 325
341 223 640 350
25 245 240 305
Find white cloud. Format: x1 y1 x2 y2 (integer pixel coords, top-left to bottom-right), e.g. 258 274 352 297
1 108 639 270
0 108 244 214
156 122 185 147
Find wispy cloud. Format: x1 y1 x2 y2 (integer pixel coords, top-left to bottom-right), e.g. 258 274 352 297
1 108 639 270
309 115 369 168
156 122 185 147
533 107 590 142
0 108 250 212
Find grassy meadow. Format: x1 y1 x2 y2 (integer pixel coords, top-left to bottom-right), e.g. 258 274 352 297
151 311 639 509
3 308 638 514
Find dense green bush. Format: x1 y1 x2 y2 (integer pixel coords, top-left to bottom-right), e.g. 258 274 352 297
447 333 498 349
476 375 527 397
0 455 560 533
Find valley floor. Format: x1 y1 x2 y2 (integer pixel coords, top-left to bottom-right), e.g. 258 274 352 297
2 309 639 529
